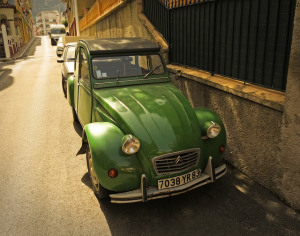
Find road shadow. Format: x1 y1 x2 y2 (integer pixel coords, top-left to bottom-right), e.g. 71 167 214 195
0 66 14 91
73 120 82 137
73 121 87 156
0 37 42 92
91 167 300 235
81 172 92 189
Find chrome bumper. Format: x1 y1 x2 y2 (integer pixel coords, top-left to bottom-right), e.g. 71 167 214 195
110 157 227 203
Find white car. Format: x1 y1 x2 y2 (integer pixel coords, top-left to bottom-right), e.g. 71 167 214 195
49 24 66 46
57 43 76 97
56 37 64 57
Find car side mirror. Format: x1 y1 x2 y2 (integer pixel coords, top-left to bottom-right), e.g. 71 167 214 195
57 58 64 63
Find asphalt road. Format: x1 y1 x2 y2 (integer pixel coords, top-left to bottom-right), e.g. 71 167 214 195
0 36 299 236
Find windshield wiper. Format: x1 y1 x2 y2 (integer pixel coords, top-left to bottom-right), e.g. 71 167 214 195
144 65 163 78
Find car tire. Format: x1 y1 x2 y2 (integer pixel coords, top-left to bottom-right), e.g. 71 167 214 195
51 38 56 46
62 75 67 98
72 107 78 123
86 145 110 199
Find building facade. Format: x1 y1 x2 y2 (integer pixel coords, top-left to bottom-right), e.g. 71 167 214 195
0 0 34 58
35 10 64 36
62 0 123 36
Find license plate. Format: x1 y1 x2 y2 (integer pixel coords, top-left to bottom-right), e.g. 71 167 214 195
158 169 202 190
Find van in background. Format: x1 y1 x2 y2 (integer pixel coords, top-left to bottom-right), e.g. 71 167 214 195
49 24 66 46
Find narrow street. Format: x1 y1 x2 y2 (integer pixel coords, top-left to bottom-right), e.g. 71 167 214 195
0 36 299 236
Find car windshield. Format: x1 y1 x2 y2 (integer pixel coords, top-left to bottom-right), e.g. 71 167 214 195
66 46 75 61
92 54 165 79
51 28 66 34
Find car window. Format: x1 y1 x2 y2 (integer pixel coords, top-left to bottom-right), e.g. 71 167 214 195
51 28 66 34
92 54 165 79
62 47 67 61
79 49 90 86
66 47 75 61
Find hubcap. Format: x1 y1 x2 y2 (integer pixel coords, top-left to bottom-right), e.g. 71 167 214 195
88 149 100 191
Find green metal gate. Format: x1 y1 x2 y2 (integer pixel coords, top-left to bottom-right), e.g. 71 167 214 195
143 0 296 91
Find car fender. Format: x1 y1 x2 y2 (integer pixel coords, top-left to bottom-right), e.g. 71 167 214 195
194 108 227 166
82 122 144 192
67 75 75 107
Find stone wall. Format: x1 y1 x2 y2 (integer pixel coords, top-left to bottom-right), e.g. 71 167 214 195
274 1 300 211
171 75 283 191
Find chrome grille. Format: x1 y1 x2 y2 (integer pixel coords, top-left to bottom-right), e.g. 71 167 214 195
152 148 200 175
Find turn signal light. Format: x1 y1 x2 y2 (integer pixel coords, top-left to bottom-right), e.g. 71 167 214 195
108 169 118 178
219 145 225 153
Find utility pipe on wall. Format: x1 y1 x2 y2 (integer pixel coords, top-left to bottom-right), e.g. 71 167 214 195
74 0 80 36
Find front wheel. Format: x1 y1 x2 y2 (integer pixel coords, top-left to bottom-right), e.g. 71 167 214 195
86 145 110 199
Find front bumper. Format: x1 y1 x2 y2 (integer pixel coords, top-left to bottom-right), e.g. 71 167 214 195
110 156 226 203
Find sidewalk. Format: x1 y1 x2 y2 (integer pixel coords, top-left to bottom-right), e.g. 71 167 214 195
0 37 36 62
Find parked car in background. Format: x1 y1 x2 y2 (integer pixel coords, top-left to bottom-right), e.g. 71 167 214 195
57 42 76 97
56 36 96 57
49 24 66 46
67 38 227 203
56 37 64 57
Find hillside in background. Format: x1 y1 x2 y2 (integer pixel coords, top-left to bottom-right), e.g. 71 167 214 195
32 0 66 18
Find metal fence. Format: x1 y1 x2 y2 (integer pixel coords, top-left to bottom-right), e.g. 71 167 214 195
143 0 296 91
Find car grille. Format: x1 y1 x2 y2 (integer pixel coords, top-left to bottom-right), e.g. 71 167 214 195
152 148 200 175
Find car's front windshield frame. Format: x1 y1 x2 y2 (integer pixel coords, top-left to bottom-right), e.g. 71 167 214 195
91 53 166 80
51 28 66 34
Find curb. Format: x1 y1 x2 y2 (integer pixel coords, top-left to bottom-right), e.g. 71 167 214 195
0 37 36 62
18 36 36 58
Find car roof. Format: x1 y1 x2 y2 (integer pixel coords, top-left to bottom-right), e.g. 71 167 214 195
50 24 65 29
79 38 160 55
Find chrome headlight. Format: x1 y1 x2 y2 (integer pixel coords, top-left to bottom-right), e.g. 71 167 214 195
206 122 221 138
122 135 140 154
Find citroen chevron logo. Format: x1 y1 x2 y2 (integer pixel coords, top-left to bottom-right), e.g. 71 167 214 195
175 155 182 165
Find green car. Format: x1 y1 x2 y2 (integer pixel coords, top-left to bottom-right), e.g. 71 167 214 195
67 38 227 203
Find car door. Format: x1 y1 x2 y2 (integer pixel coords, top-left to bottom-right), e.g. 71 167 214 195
77 47 92 127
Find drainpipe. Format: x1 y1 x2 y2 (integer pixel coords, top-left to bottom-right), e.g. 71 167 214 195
74 0 80 36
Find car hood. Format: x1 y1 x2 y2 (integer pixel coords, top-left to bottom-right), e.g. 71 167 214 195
65 62 75 73
93 83 203 163
57 43 64 49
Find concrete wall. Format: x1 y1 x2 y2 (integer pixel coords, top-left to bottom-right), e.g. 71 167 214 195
170 76 283 193
274 1 300 210
79 0 300 211
80 0 154 41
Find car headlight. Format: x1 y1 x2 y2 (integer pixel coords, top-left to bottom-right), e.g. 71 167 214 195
122 134 140 154
205 122 221 138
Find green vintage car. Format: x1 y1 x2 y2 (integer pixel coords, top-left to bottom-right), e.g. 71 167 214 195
67 38 227 203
